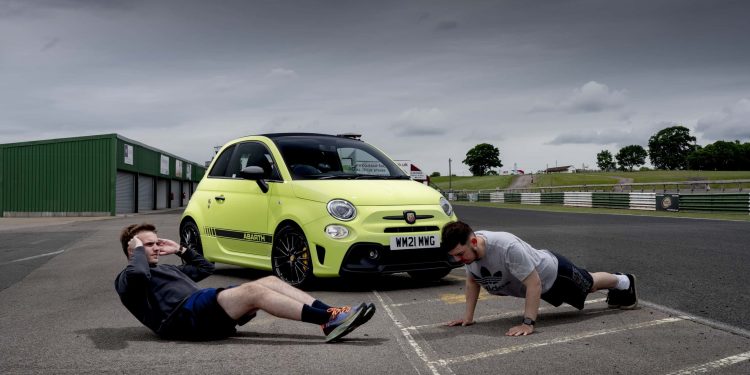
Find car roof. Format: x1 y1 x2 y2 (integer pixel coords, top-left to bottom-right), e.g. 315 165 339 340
258 133 363 141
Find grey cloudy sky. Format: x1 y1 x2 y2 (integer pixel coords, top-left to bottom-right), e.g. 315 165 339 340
2 0 749 175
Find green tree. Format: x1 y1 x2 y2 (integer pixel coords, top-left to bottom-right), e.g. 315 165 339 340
596 150 616 171
463 143 503 176
647 125 696 170
687 140 750 170
430 171 441 177
616 145 648 171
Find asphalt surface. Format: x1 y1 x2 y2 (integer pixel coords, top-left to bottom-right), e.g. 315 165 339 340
0 208 748 374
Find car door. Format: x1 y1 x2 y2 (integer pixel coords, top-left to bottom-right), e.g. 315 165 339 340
203 141 279 261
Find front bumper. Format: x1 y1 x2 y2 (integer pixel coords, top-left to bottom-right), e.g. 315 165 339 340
338 242 462 275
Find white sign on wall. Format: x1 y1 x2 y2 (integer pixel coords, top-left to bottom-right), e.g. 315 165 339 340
124 144 134 165
175 160 183 178
160 155 170 175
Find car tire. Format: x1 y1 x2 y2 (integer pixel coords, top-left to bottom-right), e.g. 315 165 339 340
272 224 314 287
180 220 204 256
407 268 452 281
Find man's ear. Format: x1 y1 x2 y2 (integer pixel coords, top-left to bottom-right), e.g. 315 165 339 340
470 237 477 246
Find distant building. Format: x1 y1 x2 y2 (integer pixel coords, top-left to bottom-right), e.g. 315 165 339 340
0 134 206 217
544 165 573 173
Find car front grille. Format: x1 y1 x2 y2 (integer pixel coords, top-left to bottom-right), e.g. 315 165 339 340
383 226 440 233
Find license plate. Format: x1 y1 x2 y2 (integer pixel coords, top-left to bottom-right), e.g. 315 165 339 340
389 234 440 250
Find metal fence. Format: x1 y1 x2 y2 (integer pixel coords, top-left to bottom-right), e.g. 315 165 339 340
445 190 749 215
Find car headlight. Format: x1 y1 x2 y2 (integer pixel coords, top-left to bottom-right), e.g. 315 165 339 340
440 196 453 216
325 225 349 239
327 199 357 221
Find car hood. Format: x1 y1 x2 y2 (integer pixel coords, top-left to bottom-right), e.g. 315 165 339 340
291 180 442 205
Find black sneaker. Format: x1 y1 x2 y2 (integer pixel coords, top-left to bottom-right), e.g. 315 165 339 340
606 288 622 309
606 273 624 308
618 274 638 309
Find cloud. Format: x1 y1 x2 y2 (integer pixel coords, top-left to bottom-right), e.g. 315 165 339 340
695 98 750 141
530 81 627 113
547 121 670 148
436 20 458 31
268 68 297 78
390 107 447 136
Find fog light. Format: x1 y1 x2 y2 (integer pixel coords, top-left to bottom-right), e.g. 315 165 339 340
325 225 349 239
368 249 379 259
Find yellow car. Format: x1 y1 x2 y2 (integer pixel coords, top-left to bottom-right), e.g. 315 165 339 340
179 133 459 286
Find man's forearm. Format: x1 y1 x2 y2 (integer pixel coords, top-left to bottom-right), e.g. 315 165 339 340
464 281 480 322
523 282 541 320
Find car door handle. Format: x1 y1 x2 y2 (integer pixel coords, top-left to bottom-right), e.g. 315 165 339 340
214 195 225 202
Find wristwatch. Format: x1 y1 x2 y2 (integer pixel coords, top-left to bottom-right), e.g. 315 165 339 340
522 317 535 326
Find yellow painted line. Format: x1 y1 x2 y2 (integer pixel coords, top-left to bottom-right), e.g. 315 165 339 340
439 290 492 305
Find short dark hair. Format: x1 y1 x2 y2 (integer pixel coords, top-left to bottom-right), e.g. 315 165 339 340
120 223 157 257
441 221 474 252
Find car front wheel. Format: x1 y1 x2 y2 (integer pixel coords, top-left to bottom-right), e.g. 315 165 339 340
180 220 204 256
272 224 313 287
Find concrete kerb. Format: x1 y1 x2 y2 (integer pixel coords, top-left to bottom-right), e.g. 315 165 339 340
0 208 185 232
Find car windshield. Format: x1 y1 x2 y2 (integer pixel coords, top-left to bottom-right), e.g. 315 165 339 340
272 135 410 180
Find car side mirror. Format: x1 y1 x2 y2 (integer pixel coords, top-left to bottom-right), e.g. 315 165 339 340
239 166 269 193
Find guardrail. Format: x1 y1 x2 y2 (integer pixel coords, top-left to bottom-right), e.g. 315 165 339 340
492 179 750 194
445 191 749 215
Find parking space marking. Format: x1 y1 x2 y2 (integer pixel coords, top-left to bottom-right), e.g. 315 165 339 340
407 298 606 331
430 317 684 366
665 351 750 375
0 249 65 265
373 290 454 375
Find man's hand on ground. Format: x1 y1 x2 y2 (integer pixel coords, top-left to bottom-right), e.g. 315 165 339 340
505 323 534 336
446 319 475 327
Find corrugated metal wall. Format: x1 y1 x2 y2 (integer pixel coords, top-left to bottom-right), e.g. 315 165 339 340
0 136 114 216
1 134 209 216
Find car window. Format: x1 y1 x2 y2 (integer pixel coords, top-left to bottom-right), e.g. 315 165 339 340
225 142 280 180
273 136 409 180
208 144 236 177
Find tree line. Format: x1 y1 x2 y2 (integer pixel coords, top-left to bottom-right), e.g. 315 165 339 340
597 125 750 171
440 126 748 177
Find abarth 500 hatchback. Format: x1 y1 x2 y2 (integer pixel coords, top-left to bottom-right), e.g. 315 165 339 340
180 133 460 286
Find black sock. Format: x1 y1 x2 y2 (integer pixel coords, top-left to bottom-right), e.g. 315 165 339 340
301 304 331 324
312 299 331 310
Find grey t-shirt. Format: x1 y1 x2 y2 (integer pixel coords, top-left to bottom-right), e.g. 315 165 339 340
466 231 559 297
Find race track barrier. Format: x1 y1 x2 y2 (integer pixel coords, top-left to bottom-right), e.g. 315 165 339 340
564 192 592 208
679 194 750 213
521 193 541 205
444 190 749 214
629 192 656 211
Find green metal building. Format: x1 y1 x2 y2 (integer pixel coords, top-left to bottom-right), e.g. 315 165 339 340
0 134 206 217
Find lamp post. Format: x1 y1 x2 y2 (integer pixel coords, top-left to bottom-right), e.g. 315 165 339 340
448 158 452 190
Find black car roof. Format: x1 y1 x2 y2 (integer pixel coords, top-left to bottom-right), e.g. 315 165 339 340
260 133 362 140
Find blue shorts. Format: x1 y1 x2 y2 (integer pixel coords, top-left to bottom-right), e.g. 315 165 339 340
160 287 255 340
541 253 594 310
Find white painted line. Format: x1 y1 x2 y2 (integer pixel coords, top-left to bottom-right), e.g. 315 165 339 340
0 249 65 265
373 290 448 375
430 317 684 366
407 298 606 331
391 298 443 307
665 351 750 375
640 300 750 339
